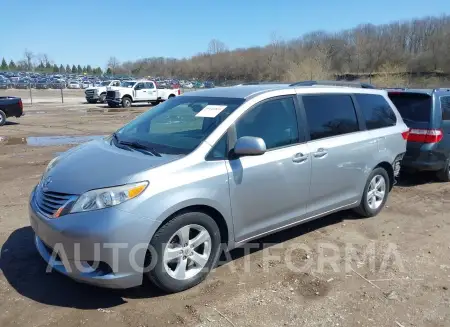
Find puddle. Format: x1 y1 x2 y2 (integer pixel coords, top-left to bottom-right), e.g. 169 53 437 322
0 135 106 146
23 111 48 115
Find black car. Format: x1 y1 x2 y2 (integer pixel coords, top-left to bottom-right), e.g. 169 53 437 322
15 79 30 89
35 79 50 89
388 88 450 181
0 78 12 89
0 96 23 126
50 81 65 89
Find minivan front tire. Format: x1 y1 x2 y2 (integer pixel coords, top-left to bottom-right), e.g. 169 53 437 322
354 167 390 218
147 211 222 293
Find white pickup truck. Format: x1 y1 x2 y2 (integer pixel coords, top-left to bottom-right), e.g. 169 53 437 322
85 80 121 103
105 80 181 108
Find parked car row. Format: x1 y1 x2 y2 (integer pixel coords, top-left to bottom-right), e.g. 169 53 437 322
0 71 216 91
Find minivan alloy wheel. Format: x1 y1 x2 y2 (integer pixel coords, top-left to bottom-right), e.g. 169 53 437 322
366 175 386 210
163 224 212 280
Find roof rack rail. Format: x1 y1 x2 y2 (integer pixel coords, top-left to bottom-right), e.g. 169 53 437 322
236 82 286 86
433 88 450 92
289 80 376 89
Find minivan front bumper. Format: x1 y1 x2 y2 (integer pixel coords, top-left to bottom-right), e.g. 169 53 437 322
29 186 159 289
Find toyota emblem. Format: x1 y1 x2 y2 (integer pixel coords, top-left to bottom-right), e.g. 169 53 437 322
42 177 52 191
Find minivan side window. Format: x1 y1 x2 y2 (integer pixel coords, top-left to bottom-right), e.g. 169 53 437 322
236 97 299 150
354 94 397 130
302 94 359 141
441 96 450 120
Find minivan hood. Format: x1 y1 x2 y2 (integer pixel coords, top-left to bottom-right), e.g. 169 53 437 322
44 139 181 195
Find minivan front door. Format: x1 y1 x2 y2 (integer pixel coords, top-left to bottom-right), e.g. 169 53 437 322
226 96 312 243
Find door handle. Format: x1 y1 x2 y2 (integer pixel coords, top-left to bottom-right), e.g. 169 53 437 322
313 148 328 158
292 153 308 163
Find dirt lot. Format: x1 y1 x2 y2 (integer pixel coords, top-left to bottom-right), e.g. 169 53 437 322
0 90 449 327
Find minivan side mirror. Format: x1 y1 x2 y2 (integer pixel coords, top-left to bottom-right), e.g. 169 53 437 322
233 136 266 157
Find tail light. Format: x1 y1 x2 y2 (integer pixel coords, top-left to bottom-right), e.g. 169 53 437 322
178 89 181 95
19 99 23 111
407 128 443 143
401 129 410 140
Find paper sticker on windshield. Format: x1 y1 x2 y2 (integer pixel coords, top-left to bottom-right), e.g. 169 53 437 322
195 105 227 118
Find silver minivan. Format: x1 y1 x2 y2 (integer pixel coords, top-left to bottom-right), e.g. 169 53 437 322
29 84 408 292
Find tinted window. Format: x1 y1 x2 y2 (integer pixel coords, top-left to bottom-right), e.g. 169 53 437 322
355 94 397 130
388 93 432 123
303 94 359 141
145 82 155 89
441 96 450 121
236 97 299 150
136 82 145 89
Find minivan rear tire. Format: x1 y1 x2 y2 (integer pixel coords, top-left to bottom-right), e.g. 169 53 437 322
147 211 221 293
354 167 390 218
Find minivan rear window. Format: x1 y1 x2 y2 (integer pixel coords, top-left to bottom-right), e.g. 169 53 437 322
388 93 432 123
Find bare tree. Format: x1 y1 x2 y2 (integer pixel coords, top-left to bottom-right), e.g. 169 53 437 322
24 49 34 71
107 56 120 75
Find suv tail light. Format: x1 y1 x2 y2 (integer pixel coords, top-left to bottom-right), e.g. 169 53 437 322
19 99 23 111
408 128 443 143
178 89 181 95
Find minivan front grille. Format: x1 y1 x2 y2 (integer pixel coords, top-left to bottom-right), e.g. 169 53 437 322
35 188 74 217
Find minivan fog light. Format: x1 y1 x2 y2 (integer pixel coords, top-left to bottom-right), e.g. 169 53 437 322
70 181 148 213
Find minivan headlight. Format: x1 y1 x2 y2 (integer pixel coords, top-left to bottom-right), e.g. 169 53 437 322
70 181 148 213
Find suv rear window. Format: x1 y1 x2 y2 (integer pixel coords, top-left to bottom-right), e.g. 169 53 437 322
441 96 450 120
388 93 432 123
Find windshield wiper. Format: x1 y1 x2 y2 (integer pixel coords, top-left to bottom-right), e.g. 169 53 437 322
119 140 162 157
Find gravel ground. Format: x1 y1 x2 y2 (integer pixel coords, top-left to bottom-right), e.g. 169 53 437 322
0 94 449 327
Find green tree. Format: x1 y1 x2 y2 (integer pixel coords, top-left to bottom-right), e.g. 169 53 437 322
82 66 87 73
9 60 16 71
1 58 8 70
77 65 82 74
59 64 65 73
53 64 59 73
46 62 52 71
106 67 112 75
66 64 71 73
86 65 92 74
71 65 77 73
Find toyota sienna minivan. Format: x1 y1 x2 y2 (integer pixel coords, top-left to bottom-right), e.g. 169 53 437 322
30 83 408 293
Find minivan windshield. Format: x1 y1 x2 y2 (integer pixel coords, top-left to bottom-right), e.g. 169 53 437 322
388 92 432 122
115 96 245 155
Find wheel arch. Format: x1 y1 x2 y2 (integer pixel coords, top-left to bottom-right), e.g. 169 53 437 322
156 204 231 248
374 161 394 191
122 94 133 102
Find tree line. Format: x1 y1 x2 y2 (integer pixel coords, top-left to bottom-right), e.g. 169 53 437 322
0 50 104 75
2 14 450 86
111 14 450 86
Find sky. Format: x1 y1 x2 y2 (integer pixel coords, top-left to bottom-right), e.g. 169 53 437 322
1 0 449 68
